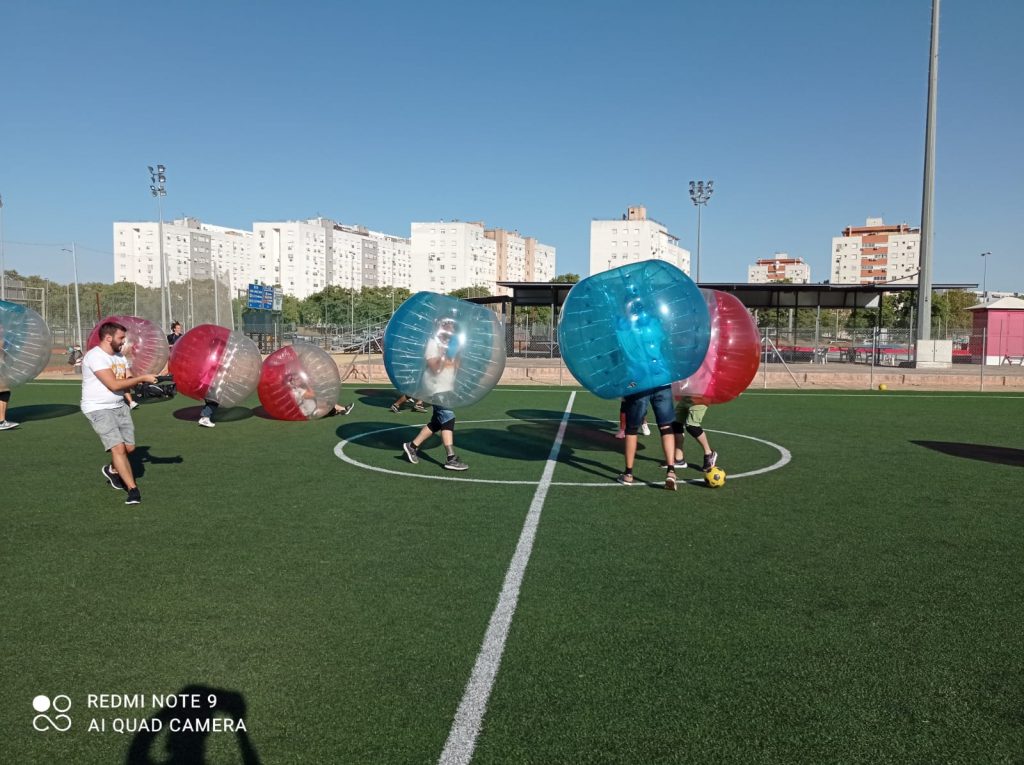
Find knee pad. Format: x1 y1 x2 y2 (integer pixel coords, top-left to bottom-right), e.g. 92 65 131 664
658 424 673 435
686 424 704 440
671 421 684 435
624 424 640 436
438 417 455 433
0 390 10 403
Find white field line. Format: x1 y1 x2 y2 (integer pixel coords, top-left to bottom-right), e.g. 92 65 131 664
437 391 576 765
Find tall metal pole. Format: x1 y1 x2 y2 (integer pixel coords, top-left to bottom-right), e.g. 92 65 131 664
915 0 940 341
980 251 990 301
149 164 168 331
689 180 714 283
64 243 84 349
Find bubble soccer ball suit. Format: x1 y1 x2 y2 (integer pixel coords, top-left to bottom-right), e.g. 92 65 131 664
0 300 51 389
86 315 169 376
672 290 760 406
168 325 262 407
383 293 506 409
558 261 711 398
258 342 341 421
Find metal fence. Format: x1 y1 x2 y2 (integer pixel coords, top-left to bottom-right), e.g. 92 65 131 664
759 327 1024 369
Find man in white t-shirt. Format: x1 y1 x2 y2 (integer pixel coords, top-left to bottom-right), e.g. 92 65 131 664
81 321 158 505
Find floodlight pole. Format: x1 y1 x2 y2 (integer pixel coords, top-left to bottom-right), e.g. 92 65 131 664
980 251 990 301
915 0 939 341
62 243 84 349
149 164 168 331
689 180 714 283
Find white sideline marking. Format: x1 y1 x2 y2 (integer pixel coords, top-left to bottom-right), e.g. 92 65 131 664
437 392 576 765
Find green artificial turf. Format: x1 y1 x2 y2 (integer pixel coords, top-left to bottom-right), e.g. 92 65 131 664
2 383 1022 763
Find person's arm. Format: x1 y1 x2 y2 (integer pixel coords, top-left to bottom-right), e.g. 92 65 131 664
93 367 158 393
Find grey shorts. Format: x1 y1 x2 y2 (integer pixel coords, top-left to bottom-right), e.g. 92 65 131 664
84 406 135 451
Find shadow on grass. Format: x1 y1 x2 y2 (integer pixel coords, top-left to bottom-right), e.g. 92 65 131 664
128 445 184 479
335 416 636 481
172 406 253 423
353 388 401 408
911 440 1024 468
125 684 260 764
7 403 80 421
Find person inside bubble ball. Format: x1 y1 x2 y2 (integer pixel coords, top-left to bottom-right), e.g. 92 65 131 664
285 372 354 419
401 317 468 471
420 317 461 397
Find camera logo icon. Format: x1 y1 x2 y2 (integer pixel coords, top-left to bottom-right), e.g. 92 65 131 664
32 695 72 732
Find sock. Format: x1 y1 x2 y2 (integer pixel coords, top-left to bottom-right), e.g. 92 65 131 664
445 444 456 459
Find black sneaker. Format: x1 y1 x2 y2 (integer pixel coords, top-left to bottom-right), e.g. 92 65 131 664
124 488 142 505
402 442 419 464
390 403 401 413
444 456 469 471
702 451 718 472
102 465 125 491
342 403 355 416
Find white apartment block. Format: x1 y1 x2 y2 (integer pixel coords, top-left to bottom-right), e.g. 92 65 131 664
527 237 556 283
252 220 328 299
113 218 252 294
831 217 920 285
410 221 498 294
310 218 412 293
589 205 691 277
748 253 811 284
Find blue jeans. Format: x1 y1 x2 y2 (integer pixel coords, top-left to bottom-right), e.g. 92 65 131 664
622 385 674 431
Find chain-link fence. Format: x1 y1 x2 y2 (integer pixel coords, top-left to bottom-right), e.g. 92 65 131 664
2 271 234 373
758 326 1024 369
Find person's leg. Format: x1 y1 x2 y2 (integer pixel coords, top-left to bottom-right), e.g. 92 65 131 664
672 402 690 465
435 411 466 470
199 400 218 426
685 405 717 470
0 390 16 429
616 399 627 438
618 393 649 483
109 443 137 490
650 386 678 489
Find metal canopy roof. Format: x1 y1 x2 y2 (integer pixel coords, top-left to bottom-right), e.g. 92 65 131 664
492 281 978 310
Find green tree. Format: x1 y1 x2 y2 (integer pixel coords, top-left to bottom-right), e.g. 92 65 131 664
552 273 581 283
447 284 492 299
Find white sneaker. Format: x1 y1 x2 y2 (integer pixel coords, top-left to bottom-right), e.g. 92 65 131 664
0 420 19 431
640 422 651 436
198 416 215 428
129 401 139 410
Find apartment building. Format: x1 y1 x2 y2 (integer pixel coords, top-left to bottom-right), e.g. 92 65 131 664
309 219 412 291
589 205 690 276
526 237 556 283
113 218 252 294
831 217 920 285
748 253 811 284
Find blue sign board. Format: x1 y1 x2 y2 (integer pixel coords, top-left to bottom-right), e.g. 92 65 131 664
247 284 275 311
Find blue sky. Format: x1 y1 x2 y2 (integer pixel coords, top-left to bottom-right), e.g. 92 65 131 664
1 0 1021 292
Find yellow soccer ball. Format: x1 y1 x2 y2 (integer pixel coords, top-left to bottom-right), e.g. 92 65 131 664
878 383 888 391
704 466 727 488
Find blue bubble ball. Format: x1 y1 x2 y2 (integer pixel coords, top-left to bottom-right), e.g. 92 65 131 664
558 260 710 398
384 292 506 409
0 300 52 389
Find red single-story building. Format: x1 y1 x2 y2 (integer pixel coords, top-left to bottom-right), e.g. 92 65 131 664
968 296 1024 365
